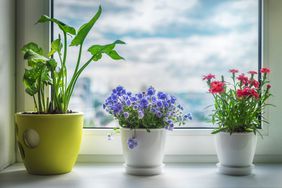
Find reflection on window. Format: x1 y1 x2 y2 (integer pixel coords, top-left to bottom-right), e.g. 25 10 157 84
53 0 259 128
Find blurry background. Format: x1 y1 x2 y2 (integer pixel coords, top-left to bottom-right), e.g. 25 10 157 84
53 0 259 128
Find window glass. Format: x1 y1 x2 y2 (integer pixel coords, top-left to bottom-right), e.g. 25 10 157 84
53 0 259 128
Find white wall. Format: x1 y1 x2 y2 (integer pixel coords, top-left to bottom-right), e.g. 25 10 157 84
15 0 50 162
0 0 15 170
255 0 282 157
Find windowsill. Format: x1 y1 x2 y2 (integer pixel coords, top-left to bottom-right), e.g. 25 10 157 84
1 163 282 188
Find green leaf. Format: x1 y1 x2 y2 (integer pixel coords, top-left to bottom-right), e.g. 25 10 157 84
106 50 124 60
70 5 102 46
88 40 125 54
92 53 102 61
48 38 63 57
37 15 76 35
25 86 37 96
22 42 43 55
23 68 41 96
88 40 125 61
46 59 57 70
23 50 49 68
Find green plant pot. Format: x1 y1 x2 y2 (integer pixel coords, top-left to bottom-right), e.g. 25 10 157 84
15 112 83 175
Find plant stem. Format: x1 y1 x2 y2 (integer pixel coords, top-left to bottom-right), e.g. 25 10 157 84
32 96 38 112
65 55 94 109
37 79 42 113
41 86 45 112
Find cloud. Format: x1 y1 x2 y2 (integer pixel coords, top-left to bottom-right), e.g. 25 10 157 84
53 0 259 93
208 0 258 29
54 0 199 34
78 28 257 94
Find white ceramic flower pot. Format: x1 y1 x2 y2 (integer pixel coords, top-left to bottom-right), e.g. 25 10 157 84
215 132 257 176
120 128 167 176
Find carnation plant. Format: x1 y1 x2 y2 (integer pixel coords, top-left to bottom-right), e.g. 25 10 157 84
22 6 125 114
203 68 272 135
103 86 192 149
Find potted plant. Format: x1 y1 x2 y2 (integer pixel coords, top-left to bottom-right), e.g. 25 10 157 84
103 86 192 175
203 68 272 176
15 6 125 175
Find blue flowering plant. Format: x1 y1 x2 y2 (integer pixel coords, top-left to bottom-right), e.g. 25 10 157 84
104 86 192 149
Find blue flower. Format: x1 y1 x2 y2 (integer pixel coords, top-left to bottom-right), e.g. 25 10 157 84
151 96 157 102
156 100 163 107
157 92 167 100
137 93 143 99
133 105 139 110
177 104 184 110
130 97 137 102
116 86 123 92
103 86 192 134
171 96 177 104
127 137 138 149
111 94 118 101
147 86 156 96
107 133 113 141
124 112 129 119
168 124 174 131
138 110 144 119
140 98 148 108
156 111 162 118
163 101 169 108
126 100 131 106
184 113 193 120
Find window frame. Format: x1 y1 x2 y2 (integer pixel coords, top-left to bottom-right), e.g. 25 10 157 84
16 0 282 163
51 0 264 130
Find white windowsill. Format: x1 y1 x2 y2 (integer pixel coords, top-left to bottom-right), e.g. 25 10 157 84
1 163 282 188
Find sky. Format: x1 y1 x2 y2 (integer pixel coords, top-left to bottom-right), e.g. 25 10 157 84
53 0 259 126
54 0 258 93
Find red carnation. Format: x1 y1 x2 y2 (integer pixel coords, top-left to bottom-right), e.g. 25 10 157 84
237 87 259 99
229 69 239 74
249 79 260 88
267 84 271 89
209 81 225 94
250 89 259 99
237 74 249 85
261 68 271 74
248 71 258 75
203 74 216 81
237 87 251 98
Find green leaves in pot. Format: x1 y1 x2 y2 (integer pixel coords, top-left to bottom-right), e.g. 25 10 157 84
22 5 125 114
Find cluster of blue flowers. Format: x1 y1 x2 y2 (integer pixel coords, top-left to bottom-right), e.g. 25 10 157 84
103 86 192 149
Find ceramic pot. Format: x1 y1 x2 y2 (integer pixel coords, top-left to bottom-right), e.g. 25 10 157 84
15 112 83 175
215 132 257 176
121 128 167 176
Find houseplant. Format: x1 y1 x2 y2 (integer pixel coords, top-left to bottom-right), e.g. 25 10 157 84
15 6 125 175
104 86 192 175
203 68 272 176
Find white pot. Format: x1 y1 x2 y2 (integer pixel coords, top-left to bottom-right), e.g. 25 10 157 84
215 132 257 176
120 128 167 176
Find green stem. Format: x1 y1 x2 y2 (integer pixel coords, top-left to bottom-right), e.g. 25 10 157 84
41 86 45 113
37 79 42 113
32 96 38 112
62 32 67 67
74 45 83 75
65 56 94 109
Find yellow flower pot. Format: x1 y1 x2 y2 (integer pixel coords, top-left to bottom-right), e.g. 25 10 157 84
15 112 83 175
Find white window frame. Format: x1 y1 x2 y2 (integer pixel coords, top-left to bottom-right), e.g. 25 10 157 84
16 0 282 163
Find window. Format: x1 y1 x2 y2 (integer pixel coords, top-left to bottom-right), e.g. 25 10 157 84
16 0 282 162
53 0 261 128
